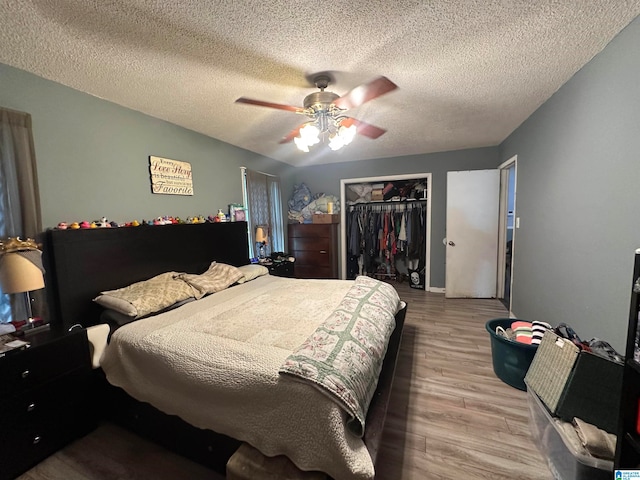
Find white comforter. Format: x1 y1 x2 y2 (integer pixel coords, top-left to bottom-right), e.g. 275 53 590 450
101 275 380 480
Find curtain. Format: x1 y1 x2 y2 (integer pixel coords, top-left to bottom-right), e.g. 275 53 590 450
0 108 42 323
243 168 284 257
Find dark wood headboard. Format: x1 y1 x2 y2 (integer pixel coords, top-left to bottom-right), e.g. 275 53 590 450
42 222 250 332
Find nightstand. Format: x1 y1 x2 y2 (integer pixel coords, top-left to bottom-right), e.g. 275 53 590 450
0 327 96 480
264 260 294 278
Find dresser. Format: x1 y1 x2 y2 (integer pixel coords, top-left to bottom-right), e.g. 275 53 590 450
287 223 339 279
0 328 96 480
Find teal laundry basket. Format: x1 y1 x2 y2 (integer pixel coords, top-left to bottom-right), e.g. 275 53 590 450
485 318 538 391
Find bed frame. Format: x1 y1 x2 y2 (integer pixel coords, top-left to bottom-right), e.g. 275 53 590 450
42 221 406 476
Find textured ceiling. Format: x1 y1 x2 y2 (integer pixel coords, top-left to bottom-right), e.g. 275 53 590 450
1 1 639 166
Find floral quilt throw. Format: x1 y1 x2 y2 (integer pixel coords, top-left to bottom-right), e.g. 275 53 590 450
279 275 401 437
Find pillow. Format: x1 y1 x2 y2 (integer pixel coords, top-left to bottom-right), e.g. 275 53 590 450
179 262 244 296
100 298 195 331
236 264 269 284
94 272 197 318
93 294 137 317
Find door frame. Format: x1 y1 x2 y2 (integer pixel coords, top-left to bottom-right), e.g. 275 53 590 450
339 173 432 289
497 155 517 316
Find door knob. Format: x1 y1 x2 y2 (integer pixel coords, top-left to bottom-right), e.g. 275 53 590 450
448 241 455 246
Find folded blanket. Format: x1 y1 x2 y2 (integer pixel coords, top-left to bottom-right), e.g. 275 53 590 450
531 320 552 345
279 276 401 438
511 321 533 344
572 417 617 459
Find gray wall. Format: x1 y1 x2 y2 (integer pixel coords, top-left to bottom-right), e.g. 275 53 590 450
0 63 290 229
288 147 500 288
501 16 640 352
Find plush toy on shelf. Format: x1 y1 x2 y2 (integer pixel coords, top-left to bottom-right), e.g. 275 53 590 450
93 217 111 228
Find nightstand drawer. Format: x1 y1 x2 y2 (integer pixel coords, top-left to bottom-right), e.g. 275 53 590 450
0 331 88 390
0 406 93 480
0 366 91 429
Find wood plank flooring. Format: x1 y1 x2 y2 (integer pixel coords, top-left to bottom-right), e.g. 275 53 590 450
18 283 552 480
374 283 552 480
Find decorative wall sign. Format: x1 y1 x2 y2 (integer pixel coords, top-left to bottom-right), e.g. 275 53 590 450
149 156 194 196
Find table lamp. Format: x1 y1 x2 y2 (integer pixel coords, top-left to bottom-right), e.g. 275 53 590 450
255 225 269 259
0 250 45 329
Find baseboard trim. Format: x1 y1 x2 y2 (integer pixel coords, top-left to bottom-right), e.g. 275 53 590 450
428 287 445 293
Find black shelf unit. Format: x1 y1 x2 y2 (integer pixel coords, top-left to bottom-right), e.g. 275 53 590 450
615 248 640 468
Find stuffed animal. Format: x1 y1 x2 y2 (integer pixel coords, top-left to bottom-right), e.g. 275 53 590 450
57 222 68 230
79 221 91 229
93 217 111 228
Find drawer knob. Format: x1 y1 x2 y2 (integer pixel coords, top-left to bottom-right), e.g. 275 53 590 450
21 370 30 379
27 402 36 412
32 435 41 445
319 250 327 254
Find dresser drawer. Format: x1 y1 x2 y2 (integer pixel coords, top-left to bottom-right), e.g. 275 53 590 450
288 224 334 239
294 265 333 279
289 237 331 252
0 331 88 390
291 250 332 267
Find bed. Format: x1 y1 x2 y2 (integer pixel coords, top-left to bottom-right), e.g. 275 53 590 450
42 222 407 479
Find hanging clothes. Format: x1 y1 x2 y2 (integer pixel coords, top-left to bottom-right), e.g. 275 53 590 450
346 201 427 280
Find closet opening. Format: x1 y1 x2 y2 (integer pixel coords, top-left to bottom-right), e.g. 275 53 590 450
339 173 432 290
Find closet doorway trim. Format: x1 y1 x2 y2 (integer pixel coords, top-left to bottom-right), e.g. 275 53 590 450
339 172 432 289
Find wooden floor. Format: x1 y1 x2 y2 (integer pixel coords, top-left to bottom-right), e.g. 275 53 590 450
374 283 552 480
19 283 552 480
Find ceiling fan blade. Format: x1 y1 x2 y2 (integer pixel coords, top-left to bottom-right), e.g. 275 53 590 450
333 76 398 110
278 125 303 144
235 97 302 113
342 117 387 139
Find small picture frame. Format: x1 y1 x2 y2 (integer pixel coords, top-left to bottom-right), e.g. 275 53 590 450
234 208 246 222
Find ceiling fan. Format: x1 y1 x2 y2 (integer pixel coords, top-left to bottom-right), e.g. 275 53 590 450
235 74 398 152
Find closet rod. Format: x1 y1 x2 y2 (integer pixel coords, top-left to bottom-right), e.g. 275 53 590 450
347 202 424 211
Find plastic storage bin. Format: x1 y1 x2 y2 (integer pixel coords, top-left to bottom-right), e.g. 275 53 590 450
485 318 538 390
527 387 613 480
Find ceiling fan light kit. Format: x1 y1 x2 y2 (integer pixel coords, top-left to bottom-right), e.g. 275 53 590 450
235 75 398 153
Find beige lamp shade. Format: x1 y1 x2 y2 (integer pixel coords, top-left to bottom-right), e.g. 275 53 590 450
255 226 268 244
0 252 45 294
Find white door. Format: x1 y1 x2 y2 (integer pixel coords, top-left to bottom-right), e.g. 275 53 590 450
446 170 500 298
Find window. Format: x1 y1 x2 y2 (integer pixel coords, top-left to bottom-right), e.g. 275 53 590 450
241 167 284 258
0 108 42 323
